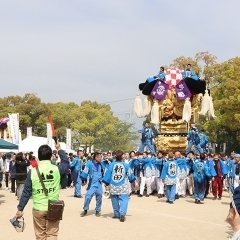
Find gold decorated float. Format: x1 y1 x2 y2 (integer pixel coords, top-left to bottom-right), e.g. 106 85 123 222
135 68 215 153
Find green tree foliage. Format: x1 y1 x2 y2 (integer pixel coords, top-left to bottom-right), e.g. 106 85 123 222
0 95 138 152
202 57 240 153
70 101 137 152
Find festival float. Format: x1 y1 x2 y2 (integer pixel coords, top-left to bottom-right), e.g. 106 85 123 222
134 67 216 153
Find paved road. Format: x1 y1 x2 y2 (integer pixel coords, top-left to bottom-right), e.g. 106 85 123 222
0 188 232 240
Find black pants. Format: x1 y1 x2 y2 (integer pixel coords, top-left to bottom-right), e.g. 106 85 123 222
5 173 9 188
67 173 72 187
11 178 16 192
61 173 68 189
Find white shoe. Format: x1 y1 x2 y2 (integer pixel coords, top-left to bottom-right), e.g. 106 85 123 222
5 187 9 190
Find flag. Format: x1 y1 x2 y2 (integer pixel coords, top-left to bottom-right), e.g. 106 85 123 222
8 113 19 144
47 123 52 147
175 80 191 100
66 128 71 150
150 80 169 101
27 127 32 137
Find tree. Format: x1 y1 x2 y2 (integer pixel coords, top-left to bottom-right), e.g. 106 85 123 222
195 51 217 84
70 101 138 152
0 95 138 152
202 57 240 153
170 56 201 75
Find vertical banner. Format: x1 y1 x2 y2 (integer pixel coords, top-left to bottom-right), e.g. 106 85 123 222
8 113 19 144
66 128 71 150
27 127 32 137
47 123 52 147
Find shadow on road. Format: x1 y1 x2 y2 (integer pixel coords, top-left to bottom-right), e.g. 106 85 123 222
100 213 132 219
156 199 168 203
221 202 230 205
226 225 233 239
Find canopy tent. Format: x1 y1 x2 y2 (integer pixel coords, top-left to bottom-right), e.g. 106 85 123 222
0 139 18 150
19 136 67 155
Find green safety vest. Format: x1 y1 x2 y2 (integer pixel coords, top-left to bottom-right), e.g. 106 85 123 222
31 160 60 211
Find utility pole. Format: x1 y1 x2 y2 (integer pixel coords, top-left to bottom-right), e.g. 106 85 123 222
130 100 134 124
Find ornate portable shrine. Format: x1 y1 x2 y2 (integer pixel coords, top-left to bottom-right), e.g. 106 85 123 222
135 68 215 153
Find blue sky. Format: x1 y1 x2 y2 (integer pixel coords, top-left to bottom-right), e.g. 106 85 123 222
1 0 240 130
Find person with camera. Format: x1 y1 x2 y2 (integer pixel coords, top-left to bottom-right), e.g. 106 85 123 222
186 123 203 154
14 142 69 240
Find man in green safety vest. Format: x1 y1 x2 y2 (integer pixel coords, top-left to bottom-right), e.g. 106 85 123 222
14 142 69 240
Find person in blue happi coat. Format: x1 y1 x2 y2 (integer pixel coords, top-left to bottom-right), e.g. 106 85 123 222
186 151 195 196
80 152 104 217
175 151 188 197
193 153 212 204
70 150 84 198
182 64 199 81
229 154 240 189
139 122 156 154
186 123 203 154
103 150 136 222
196 130 209 154
161 152 178 204
154 151 166 198
146 66 166 83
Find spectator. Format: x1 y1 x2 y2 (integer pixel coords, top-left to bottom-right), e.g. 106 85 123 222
9 153 16 193
15 152 30 200
51 150 58 165
4 153 12 190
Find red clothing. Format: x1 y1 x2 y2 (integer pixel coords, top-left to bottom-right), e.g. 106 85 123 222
214 161 222 177
29 159 38 168
212 176 223 198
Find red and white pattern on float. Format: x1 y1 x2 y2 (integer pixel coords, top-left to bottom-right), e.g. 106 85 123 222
165 68 183 88
0 117 9 124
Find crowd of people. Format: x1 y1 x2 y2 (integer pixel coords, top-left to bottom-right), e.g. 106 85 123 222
0 148 237 205
0 141 239 239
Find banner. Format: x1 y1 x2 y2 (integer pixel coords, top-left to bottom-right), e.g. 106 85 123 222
27 127 32 137
47 123 52 148
150 80 169 101
66 128 72 150
175 80 191 100
8 113 19 144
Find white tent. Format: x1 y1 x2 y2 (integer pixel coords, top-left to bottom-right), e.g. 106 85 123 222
19 136 67 153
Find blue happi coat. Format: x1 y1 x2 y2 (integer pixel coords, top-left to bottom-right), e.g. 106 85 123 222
208 159 228 177
80 160 104 189
182 70 199 81
229 161 240 179
102 160 136 195
154 158 165 178
146 72 166 83
161 159 178 185
70 156 83 182
199 133 208 148
186 157 194 175
176 158 188 180
193 160 211 183
137 157 153 178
